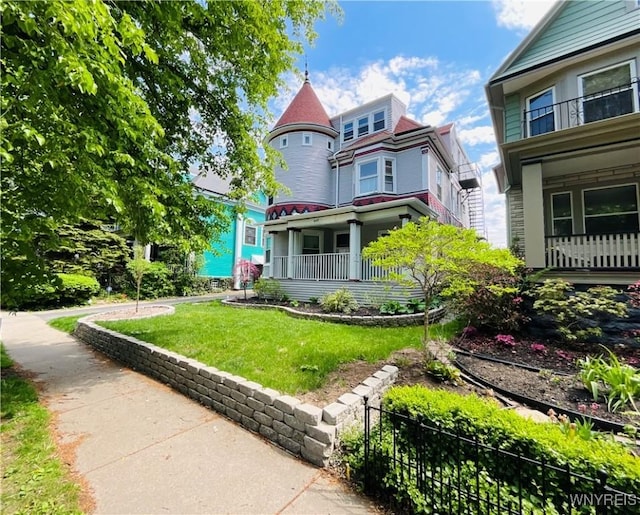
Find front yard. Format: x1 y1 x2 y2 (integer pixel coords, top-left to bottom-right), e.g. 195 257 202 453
97 301 459 394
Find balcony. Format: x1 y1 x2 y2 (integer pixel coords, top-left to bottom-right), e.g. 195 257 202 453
457 163 481 190
545 232 639 269
522 78 639 139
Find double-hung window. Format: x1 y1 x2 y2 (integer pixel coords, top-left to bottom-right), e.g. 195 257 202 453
579 61 637 123
373 110 385 131
383 159 394 193
358 116 369 137
436 167 443 200
343 121 354 142
526 87 555 136
583 184 639 234
244 225 257 245
551 192 573 236
358 160 378 195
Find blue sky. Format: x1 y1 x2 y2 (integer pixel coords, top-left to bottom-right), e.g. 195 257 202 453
270 0 557 247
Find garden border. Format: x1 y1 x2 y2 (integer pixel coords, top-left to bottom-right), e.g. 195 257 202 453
74 313 400 467
223 299 445 327
453 356 628 434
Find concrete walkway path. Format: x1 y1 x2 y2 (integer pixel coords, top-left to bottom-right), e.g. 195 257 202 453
1 309 377 515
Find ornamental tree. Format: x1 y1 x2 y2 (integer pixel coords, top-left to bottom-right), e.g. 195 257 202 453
234 259 261 301
1 0 337 305
126 245 152 313
362 217 522 344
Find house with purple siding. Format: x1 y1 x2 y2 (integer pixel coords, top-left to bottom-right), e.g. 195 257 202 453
262 73 484 303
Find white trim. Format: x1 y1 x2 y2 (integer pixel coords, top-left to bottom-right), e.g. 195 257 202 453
302 132 312 146
356 157 379 196
383 157 396 194
525 86 556 136
550 191 574 236
280 135 288 149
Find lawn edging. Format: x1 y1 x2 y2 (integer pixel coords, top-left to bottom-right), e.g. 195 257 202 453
74 315 399 467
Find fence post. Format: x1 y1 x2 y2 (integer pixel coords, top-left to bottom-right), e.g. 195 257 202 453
596 469 608 515
363 395 369 494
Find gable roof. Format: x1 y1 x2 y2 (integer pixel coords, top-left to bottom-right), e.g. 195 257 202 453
273 78 333 130
490 0 640 83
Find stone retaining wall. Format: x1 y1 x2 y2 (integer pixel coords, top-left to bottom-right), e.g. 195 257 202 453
74 318 398 467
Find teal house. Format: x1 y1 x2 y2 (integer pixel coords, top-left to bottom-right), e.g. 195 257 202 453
192 172 267 289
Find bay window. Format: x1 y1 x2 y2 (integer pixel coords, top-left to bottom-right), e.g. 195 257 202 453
356 157 396 196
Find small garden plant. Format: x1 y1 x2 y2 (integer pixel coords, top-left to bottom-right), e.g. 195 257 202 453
578 346 639 413
320 288 359 314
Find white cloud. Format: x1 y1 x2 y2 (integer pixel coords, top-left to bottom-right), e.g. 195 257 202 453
492 0 556 31
458 126 496 146
478 150 500 171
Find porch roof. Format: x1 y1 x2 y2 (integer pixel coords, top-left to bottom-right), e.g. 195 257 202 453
263 197 437 232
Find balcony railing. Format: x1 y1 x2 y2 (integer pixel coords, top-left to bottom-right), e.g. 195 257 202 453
522 78 639 138
545 232 639 269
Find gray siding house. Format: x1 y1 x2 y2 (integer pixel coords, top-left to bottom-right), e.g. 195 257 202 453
262 73 484 302
486 0 640 285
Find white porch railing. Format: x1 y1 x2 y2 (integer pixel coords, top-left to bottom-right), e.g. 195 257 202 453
292 253 349 280
361 256 404 281
270 253 405 281
545 233 640 269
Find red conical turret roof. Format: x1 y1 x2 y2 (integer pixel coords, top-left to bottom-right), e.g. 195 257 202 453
273 78 333 130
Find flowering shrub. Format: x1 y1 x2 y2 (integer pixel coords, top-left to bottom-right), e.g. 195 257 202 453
555 350 575 362
530 343 547 354
495 334 516 347
450 264 529 333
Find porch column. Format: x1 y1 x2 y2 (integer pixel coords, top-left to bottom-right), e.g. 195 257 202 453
399 214 412 227
522 162 545 268
286 228 297 279
348 219 362 280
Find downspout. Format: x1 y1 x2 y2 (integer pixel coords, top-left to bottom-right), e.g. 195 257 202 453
334 115 343 208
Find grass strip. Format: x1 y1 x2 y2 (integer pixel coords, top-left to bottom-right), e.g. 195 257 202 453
1 344 83 515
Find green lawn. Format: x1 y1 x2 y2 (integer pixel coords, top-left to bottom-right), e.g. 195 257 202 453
1 344 83 515
48 316 82 334
98 301 459 394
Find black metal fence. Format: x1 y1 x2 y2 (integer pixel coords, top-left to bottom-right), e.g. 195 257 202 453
363 402 639 514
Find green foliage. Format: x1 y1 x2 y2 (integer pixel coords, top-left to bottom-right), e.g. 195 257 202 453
1 272 99 310
252 278 285 301
1 344 14 369
1 0 336 299
424 360 460 383
132 262 175 300
126 245 153 310
450 264 529 333
379 300 409 315
578 347 640 412
341 386 639 513
1 350 82 514
362 217 522 343
533 279 628 341
308 296 319 305
405 298 426 314
320 288 359 314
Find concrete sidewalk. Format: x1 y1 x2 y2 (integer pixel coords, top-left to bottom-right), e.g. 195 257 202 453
1 312 378 515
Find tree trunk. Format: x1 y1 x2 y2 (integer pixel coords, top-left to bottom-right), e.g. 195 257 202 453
136 278 141 313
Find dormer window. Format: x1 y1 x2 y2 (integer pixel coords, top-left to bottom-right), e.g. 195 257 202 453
373 110 385 131
358 116 369 137
280 135 288 148
343 121 354 141
302 132 312 146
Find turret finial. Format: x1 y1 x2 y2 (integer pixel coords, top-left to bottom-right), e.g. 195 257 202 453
304 56 309 83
